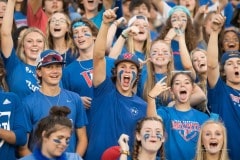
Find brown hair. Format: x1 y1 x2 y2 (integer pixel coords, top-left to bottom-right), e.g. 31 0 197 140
34 106 72 146
132 116 166 160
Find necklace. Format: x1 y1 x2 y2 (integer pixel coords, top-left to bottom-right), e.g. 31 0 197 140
78 60 93 71
43 91 61 107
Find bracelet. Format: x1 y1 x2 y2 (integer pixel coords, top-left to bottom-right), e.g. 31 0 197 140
120 150 130 155
148 94 155 99
121 33 128 39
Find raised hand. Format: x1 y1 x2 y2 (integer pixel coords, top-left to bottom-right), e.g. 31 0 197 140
148 76 171 98
211 8 226 32
103 7 118 24
118 134 129 152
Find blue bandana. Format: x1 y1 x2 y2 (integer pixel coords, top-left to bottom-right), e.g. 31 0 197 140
168 5 191 17
72 21 86 29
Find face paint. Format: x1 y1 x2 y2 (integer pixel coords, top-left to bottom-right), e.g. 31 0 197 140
53 139 61 144
53 139 69 145
118 70 124 83
156 133 163 141
84 32 92 37
131 71 137 84
143 133 150 141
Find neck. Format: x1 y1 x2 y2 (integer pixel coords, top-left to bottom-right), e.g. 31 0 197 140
226 80 240 90
175 102 191 111
205 153 221 160
78 46 94 60
15 2 21 11
53 38 68 54
26 59 38 66
40 86 61 96
154 65 168 74
83 9 98 19
134 41 145 53
138 150 157 160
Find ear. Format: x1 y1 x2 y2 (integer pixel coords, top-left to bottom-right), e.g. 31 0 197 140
42 130 46 138
36 69 42 78
135 132 141 141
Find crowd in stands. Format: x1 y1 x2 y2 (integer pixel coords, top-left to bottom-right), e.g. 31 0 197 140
0 0 240 160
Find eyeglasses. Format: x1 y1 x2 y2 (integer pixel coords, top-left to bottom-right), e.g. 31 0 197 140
50 18 67 24
53 138 70 145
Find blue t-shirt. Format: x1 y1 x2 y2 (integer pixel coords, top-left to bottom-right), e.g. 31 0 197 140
2 48 39 99
0 91 27 160
14 11 28 28
157 107 208 160
62 57 114 118
84 77 147 160
23 89 88 153
208 78 240 160
20 152 83 160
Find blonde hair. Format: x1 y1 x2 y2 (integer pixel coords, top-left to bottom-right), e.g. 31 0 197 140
16 27 48 63
190 48 208 112
195 120 229 160
143 40 174 104
46 11 75 55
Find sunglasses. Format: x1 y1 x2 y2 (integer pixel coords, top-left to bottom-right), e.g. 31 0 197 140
37 53 63 68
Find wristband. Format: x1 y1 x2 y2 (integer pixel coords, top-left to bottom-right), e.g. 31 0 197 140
148 94 155 99
121 33 128 39
120 150 130 155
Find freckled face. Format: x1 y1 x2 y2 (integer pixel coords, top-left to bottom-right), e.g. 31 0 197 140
136 120 164 153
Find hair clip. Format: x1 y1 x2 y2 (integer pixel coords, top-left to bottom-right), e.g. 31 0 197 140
209 113 220 122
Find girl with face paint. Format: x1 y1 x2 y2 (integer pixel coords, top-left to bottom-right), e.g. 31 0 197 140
158 6 198 71
147 72 209 160
195 114 229 160
207 11 240 160
109 14 152 63
118 117 166 160
20 106 83 160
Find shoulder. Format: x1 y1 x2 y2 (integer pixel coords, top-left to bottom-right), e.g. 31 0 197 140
65 152 83 160
19 154 36 160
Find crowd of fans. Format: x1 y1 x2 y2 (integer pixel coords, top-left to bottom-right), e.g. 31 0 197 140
0 0 239 160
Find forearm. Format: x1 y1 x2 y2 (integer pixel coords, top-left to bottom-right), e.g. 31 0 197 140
0 128 16 144
147 95 158 117
106 22 118 54
94 22 110 59
76 137 88 157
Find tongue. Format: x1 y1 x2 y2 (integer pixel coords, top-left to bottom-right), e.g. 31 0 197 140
179 93 187 101
123 78 130 87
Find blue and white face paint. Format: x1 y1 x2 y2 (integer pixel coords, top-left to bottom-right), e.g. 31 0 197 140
117 68 137 88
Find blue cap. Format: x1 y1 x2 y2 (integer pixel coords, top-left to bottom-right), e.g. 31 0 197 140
220 51 240 65
168 5 191 17
36 49 65 69
115 53 140 68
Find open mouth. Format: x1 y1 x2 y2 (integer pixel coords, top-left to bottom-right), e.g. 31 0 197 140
235 71 239 76
88 0 94 3
209 142 218 148
54 28 61 32
123 76 130 83
227 43 236 49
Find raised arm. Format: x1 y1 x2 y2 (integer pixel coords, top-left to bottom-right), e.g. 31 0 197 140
108 25 139 59
28 0 42 15
147 76 170 117
1 0 15 58
106 17 126 54
207 12 225 88
93 8 117 87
